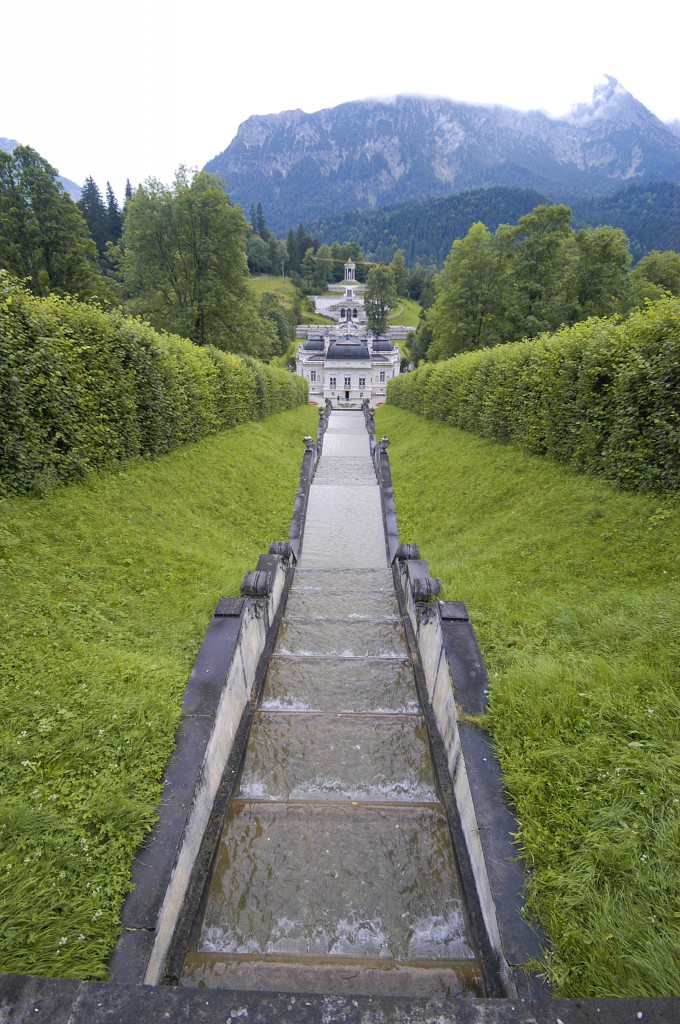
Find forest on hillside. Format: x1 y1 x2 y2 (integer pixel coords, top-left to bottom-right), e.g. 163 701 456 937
307 183 680 267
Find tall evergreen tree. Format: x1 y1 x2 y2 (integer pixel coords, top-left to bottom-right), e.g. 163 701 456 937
365 264 397 336
78 176 108 258
389 248 409 296
105 182 122 245
255 202 268 239
286 228 300 274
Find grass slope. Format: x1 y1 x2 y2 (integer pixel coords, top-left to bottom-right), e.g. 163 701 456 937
388 296 421 328
376 406 679 998
0 405 317 979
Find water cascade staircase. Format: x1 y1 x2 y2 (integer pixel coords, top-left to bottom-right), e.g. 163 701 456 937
179 412 486 997
6 410 674 1021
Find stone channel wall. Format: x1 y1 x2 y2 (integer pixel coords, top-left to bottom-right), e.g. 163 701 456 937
109 406 328 985
364 401 544 997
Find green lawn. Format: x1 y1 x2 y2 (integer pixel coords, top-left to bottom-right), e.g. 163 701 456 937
248 274 298 304
388 297 421 327
0 405 317 979
376 405 680 998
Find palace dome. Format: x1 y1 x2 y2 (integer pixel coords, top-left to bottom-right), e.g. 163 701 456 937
326 338 370 360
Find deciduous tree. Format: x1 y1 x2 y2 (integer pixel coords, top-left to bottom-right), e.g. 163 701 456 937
571 225 631 319
122 166 276 357
428 222 510 358
0 146 97 297
504 204 576 338
630 250 680 296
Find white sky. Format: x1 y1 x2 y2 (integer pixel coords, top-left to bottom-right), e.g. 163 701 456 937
3 0 679 204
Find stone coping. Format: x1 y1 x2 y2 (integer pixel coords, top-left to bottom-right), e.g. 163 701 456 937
1 974 677 1023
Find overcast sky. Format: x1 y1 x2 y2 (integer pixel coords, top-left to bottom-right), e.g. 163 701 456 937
3 0 679 203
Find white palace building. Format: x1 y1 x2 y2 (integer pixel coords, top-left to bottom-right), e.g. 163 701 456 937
295 259 402 406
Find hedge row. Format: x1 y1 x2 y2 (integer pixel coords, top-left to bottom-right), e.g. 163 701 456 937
0 273 308 495
388 297 679 492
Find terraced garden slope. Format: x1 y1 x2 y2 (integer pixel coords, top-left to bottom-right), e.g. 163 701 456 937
376 405 679 998
0 406 317 979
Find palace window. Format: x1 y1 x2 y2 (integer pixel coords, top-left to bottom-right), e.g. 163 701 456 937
344 375 351 388
310 370 316 382
359 376 366 388
329 376 337 388
379 370 386 383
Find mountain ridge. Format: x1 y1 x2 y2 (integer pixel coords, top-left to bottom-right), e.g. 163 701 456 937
205 79 680 233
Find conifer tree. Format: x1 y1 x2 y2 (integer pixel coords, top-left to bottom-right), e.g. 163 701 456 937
365 264 397 336
78 176 108 257
105 182 122 245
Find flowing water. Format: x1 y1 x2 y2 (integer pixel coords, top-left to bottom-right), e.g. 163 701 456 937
180 411 484 997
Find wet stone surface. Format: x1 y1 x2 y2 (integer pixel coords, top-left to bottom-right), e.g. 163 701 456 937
181 410 482 996
238 712 438 803
275 619 409 660
260 657 420 715
196 803 475 961
284 590 401 621
291 568 394 594
300 485 387 569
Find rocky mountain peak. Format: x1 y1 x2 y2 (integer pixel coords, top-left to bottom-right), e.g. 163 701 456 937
204 84 680 233
567 75 662 130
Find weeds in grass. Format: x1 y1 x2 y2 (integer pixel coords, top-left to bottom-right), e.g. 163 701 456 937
377 405 680 997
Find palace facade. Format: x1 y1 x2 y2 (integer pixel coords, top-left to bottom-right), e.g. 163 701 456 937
295 258 401 406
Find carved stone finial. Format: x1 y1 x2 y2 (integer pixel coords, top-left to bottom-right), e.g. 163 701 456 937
269 541 293 559
412 576 441 605
240 570 273 598
396 543 420 561
302 435 316 452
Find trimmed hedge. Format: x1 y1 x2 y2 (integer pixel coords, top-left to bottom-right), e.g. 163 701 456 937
388 297 679 492
0 273 308 495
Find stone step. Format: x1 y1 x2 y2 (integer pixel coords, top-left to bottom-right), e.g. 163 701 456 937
260 656 419 715
313 471 376 487
275 620 409 659
284 589 401 621
314 457 376 481
299 485 387 569
291 568 394 594
321 434 371 457
180 954 484 997
192 802 477 963
237 712 438 803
